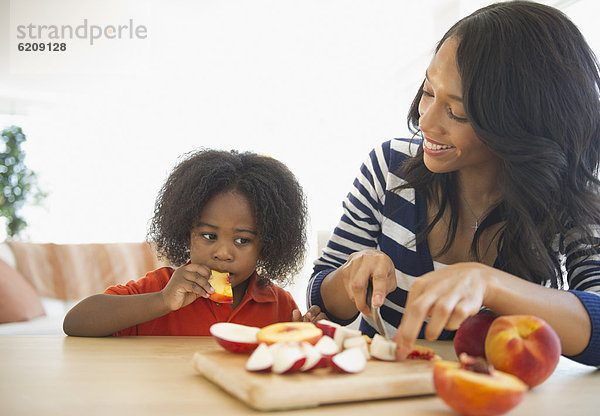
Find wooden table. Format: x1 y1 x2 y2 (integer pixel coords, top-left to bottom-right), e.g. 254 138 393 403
0 335 598 415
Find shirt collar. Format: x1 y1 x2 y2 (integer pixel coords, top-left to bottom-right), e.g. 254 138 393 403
245 271 277 303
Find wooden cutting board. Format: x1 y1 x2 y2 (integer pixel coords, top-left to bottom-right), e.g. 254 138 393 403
192 349 437 411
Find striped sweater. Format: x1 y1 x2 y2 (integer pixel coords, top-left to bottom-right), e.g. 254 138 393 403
308 138 600 366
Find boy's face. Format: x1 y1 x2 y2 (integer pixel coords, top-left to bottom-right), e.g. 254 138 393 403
189 190 261 288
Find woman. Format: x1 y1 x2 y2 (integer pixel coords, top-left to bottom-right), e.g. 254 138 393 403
307 1 600 366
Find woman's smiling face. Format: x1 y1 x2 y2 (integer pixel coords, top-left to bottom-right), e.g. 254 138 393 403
418 37 500 174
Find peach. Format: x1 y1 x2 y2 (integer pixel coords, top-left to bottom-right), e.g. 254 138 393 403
331 347 367 373
270 343 306 374
454 312 497 358
245 343 273 372
299 342 323 372
314 335 339 367
256 322 323 345
210 322 259 353
370 334 396 361
333 326 362 350
208 270 233 304
342 335 369 360
484 315 561 388
434 357 528 416
370 334 437 361
315 319 341 338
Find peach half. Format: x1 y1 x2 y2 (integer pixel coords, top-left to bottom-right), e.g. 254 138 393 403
210 322 259 353
434 358 528 416
484 315 561 388
208 270 233 304
256 322 323 345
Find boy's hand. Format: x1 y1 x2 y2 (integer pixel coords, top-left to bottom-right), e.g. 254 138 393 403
161 264 214 311
292 305 327 323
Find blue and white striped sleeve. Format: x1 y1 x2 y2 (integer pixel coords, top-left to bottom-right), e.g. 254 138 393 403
307 141 392 324
564 225 600 366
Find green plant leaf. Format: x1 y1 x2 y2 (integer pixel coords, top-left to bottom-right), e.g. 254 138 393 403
0 125 47 238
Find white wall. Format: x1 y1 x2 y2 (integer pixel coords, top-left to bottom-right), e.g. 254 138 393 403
1 0 598 308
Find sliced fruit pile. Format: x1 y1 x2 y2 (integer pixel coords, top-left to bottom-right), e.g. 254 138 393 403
210 319 436 375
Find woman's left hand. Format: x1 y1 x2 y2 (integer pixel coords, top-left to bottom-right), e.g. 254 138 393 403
393 262 492 360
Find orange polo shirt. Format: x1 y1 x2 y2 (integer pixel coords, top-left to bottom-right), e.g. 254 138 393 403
104 267 298 336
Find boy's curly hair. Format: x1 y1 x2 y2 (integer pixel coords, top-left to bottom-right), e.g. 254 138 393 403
147 149 308 286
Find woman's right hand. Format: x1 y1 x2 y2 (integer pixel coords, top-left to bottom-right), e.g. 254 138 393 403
336 249 397 317
161 263 215 311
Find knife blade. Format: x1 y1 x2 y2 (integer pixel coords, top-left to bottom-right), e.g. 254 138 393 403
366 280 389 339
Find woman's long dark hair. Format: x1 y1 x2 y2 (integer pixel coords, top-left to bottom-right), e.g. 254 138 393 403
401 1 600 287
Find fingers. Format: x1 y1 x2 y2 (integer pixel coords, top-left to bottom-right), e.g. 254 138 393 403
313 311 328 322
395 280 458 359
351 275 371 318
423 296 461 341
301 306 327 323
304 305 319 321
183 263 213 280
171 264 214 298
394 282 431 359
342 252 368 317
291 309 302 322
394 265 487 360
371 267 395 308
343 250 396 317
421 284 482 339
432 298 473 333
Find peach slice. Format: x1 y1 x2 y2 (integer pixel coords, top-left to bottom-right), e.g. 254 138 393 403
245 343 273 372
314 335 339 367
210 322 259 353
343 335 370 360
314 335 339 355
271 342 306 374
208 270 233 304
333 326 362 350
370 334 436 361
370 334 396 361
331 347 367 373
485 315 561 388
256 322 323 345
300 342 323 372
315 319 341 338
434 357 528 416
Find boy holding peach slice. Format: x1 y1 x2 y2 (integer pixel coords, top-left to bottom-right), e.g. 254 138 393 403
63 149 325 336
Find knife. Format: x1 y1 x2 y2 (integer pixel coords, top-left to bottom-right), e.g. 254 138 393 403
366 280 389 339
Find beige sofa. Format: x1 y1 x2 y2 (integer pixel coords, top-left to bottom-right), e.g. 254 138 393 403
0 241 168 334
